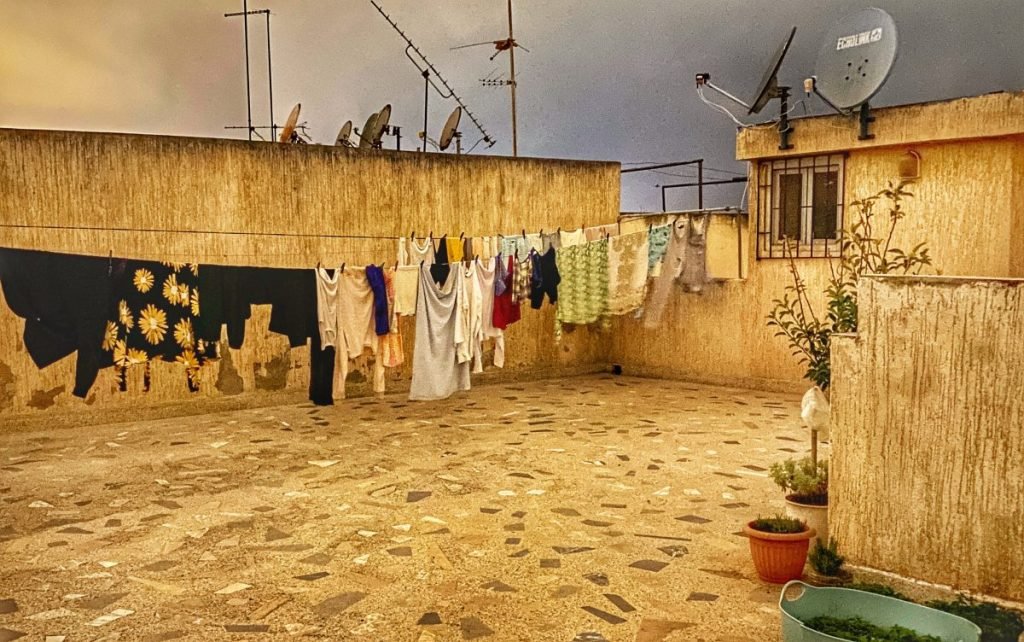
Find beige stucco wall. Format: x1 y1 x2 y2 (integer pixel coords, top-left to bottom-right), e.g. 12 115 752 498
612 93 1024 391
0 129 619 424
831 276 1024 601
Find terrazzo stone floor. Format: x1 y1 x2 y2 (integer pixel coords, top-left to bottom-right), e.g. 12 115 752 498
0 374 810 641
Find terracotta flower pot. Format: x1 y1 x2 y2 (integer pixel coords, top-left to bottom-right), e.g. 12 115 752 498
743 520 816 584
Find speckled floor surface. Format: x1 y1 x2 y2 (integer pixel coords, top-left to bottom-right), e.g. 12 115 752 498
0 375 809 641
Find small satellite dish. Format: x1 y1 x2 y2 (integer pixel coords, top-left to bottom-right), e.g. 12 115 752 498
439 106 462 151
813 7 898 110
279 103 301 143
358 111 379 149
371 104 392 147
335 120 353 146
749 27 797 115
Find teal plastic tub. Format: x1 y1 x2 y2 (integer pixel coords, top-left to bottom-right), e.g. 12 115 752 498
779 581 982 642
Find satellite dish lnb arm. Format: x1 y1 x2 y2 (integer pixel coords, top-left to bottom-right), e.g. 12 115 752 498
695 73 751 111
803 76 845 115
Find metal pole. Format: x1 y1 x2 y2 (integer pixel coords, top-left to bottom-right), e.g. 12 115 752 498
422 70 430 152
698 159 704 209
265 10 274 142
507 0 518 156
661 185 667 212
243 0 252 141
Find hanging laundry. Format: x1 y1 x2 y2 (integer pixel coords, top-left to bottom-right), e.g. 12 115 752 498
500 234 533 261
679 214 710 292
554 238 610 339
0 248 113 398
409 265 470 401
541 231 561 253
647 221 673 277
607 229 650 315
393 265 419 316
399 237 435 267
454 261 482 368
512 254 533 304
488 236 501 261
462 236 474 261
196 266 317 349
106 259 207 391
471 236 485 262
447 237 465 263
365 264 390 336
585 223 617 242
643 216 691 328
314 267 340 349
430 237 451 286
529 248 560 309
494 254 509 297
559 228 587 248
475 256 505 371
527 233 545 255
492 256 521 330
335 267 385 399
379 267 405 369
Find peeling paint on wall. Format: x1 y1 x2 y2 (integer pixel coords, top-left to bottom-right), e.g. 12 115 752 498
215 344 244 396
253 352 290 391
0 361 14 411
28 385 65 410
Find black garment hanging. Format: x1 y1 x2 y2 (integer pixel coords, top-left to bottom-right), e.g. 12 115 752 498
196 266 318 349
0 247 113 398
430 237 451 286
529 248 561 309
106 259 208 392
308 330 335 406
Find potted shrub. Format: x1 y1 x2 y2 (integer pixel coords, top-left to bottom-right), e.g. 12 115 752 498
770 457 828 544
744 515 815 584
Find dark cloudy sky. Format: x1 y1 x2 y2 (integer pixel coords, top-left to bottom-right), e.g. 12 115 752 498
1 1 1021 211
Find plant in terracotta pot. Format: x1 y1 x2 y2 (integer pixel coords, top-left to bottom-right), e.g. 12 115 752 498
770 457 828 545
744 515 815 584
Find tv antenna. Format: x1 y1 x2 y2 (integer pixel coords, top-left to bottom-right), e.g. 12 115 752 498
803 8 898 140
695 26 798 150
223 3 277 141
452 0 528 156
368 0 494 153
439 106 463 153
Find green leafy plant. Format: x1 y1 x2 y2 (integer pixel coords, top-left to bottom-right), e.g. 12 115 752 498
926 596 1024 642
749 515 807 534
805 615 942 642
845 582 911 602
766 181 932 468
770 457 828 504
809 537 845 576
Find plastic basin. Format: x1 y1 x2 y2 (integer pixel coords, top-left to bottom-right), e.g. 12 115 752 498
779 581 982 642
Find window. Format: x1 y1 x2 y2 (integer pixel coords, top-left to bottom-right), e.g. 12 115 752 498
756 154 844 258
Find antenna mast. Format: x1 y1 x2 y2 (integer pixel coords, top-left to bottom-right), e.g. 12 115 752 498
506 0 518 156
368 0 495 152
224 4 277 141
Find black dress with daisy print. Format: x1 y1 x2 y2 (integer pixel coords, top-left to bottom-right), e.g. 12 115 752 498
103 259 210 391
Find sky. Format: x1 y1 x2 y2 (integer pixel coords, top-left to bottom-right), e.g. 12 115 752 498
1 1 1022 211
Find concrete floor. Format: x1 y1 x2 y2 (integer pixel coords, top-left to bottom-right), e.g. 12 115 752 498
0 375 810 641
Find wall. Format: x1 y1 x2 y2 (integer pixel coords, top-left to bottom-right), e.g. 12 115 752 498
831 276 1024 600
0 128 619 424
612 94 1024 392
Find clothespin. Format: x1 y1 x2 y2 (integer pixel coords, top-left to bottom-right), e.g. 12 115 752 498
649 222 653 233
429 230 433 239
521 229 526 239
539 228 543 236
410 230 415 240
341 262 346 273
557 226 561 233
459 231 465 240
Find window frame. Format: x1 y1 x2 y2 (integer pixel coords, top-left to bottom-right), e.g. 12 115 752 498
756 153 846 259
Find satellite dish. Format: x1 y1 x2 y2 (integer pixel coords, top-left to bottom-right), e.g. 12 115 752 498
749 27 797 115
371 104 392 147
279 103 301 143
335 120 353 146
813 8 898 110
439 106 462 151
358 111 379 149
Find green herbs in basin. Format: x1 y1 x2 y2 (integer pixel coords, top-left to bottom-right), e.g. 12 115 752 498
806 615 943 642
749 515 807 534
926 596 1024 642
770 457 828 505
